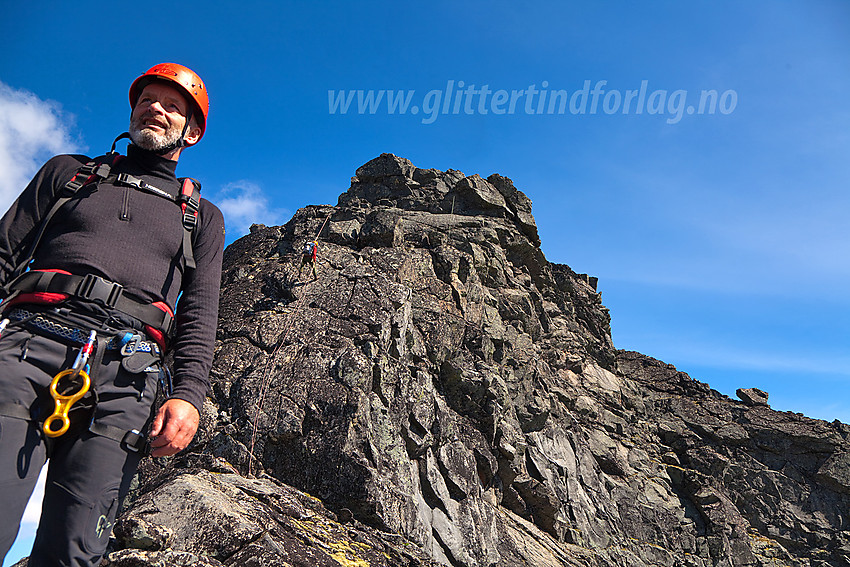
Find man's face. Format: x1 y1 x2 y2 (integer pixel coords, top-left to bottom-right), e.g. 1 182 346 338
129 82 190 152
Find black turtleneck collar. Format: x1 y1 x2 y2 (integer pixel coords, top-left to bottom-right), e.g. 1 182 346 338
126 144 179 180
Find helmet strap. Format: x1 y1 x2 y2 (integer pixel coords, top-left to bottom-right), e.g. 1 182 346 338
110 132 132 154
174 106 194 149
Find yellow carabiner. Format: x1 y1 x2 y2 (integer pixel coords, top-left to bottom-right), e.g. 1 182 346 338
43 368 91 438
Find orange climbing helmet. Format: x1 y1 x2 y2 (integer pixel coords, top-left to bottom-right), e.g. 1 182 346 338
129 63 209 140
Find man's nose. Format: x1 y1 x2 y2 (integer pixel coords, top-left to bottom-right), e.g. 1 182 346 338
147 100 166 114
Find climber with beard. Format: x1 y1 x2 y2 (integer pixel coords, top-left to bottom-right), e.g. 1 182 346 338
0 63 225 566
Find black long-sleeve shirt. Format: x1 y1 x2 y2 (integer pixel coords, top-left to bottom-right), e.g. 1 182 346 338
0 144 225 412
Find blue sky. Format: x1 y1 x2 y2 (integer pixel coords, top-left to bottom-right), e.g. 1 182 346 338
1 1 848 562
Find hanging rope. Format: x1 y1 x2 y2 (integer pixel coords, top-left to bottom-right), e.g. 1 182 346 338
246 305 300 477
246 207 336 476
313 208 333 241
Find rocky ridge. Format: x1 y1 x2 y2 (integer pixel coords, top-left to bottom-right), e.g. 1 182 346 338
61 154 849 566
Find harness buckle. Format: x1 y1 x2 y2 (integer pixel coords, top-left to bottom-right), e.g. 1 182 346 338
115 173 134 187
121 429 146 454
92 163 112 179
182 211 198 230
157 313 175 340
77 274 123 308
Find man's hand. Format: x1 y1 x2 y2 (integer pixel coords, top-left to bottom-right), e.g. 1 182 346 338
149 398 200 457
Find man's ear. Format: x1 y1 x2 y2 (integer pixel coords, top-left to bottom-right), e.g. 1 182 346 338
183 121 203 146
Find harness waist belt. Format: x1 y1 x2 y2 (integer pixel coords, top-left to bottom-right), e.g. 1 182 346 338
5 308 161 354
5 271 174 337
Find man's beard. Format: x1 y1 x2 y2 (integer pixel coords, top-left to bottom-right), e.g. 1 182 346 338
129 115 183 153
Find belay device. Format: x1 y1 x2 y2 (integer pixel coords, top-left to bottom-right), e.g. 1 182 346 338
43 331 96 438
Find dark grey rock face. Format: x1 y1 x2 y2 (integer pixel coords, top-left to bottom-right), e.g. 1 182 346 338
105 154 849 567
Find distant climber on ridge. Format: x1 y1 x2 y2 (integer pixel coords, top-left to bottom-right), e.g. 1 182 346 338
299 239 319 280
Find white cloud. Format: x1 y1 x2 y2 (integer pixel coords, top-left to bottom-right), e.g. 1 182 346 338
0 82 82 210
214 180 289 239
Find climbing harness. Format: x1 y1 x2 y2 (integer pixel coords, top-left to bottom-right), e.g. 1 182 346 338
3 152 125 295
1 138 202 286
3 271 175 344
0 306 163 451
178 177 201 270
0 134 202 342
43 331 96 438
3 308 161 355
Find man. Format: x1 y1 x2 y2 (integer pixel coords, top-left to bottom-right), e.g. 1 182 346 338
0 63 225 566
299 239 318 280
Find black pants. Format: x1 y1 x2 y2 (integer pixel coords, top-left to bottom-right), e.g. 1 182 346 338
299 255 317 279
0 320 159 566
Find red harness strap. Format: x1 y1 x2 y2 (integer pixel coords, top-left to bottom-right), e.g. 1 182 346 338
3 269 73 308
145 302 174 349
178 178 200 270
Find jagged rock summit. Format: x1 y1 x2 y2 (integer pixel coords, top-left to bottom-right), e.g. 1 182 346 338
83 154 848 566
